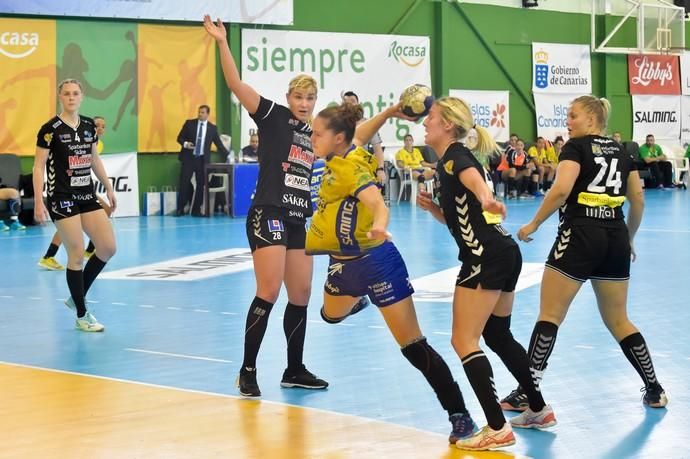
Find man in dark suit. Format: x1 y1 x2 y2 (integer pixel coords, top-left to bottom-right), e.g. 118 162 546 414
176 105 228 216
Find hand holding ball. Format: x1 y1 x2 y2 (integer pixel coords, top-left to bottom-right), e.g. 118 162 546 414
399 84 434 119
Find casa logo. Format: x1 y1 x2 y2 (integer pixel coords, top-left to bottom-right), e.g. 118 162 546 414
0 31 40 59
285 173 310 191
490 104 506 128
534 49 549 89
83 130 93 142
388 40 427 67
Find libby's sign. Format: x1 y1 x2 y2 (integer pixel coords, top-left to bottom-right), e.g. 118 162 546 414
628 54 680 95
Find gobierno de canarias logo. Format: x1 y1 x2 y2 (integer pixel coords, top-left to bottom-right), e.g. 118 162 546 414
0 30 40 59
388 40 427 67
534 49 549 89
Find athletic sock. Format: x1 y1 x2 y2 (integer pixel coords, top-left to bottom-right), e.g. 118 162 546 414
619 332 660 388
241 297 274 370
284 303 307 372
66 268 87 317
462 350 504 430
44 243 59 259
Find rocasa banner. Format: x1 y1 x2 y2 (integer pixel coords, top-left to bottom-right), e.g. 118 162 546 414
533 93 572 142
448 89 510 142
0 0 293 25
628 54 680 95
632 95 680 142
0 18 56 156
241 29 431 148
532 42 591 94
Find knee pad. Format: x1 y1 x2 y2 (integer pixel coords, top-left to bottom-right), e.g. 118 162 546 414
482 315 513 352
320 306 346 324
9 198 20 216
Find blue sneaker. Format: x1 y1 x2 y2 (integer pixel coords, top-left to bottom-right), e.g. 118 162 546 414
0 221 8 231
449 412 477 443
9 220 25 230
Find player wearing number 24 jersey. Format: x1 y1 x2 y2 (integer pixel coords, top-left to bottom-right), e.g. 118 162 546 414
502 96 667 416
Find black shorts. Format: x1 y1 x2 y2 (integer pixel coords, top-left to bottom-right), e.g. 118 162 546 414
245 207 306 252
48 198 102 222
456 244 522 292
545 223 630 282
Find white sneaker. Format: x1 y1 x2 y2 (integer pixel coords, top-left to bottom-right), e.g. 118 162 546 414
455 422 516 451
510 404 557 429
64 297 76 312
75 311 104 332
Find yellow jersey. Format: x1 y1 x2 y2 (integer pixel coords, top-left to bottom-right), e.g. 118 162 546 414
396 147 424 168
527 145 557 164
306 146 384 256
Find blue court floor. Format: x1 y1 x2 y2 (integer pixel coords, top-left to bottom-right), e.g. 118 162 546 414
1 190 688 458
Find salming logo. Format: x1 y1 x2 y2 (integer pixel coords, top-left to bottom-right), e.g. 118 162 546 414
456 194 484 256
553 228 571 260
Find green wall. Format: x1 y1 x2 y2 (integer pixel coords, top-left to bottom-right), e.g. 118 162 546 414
16 1 689 206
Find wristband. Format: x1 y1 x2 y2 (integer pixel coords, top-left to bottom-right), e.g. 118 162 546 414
376 167 385 172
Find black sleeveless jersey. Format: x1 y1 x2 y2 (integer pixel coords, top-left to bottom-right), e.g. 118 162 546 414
435 142 514 261
250 97 314 221
36 115 98 201
559 135 636 227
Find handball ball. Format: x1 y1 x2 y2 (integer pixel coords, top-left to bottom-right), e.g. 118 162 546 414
399 84 434 119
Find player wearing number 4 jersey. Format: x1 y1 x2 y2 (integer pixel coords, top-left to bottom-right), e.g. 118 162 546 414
500 95 668 413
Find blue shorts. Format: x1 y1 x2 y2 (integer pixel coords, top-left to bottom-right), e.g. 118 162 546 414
324 241 414 307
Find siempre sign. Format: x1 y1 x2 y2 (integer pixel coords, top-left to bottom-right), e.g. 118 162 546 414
532 43 591 94
241 29 431 149
0 30 39 58
632 95 680 142
449 89 510 142
628 54 680 95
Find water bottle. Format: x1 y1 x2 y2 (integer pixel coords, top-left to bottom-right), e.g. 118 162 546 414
228 149 235 164
238 148 243 163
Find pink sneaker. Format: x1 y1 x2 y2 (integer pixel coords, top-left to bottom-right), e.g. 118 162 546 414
455 422 516 451
510 404 557 429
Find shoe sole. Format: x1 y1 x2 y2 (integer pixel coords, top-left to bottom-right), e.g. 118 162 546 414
37 262 64 271
511 418 557 429
238 390 261 397
500 402 528 412
75 324 105 332
455 437 516 451
280 382 328 389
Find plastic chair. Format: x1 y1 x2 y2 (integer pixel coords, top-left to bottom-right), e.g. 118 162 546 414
207 173 229 215
670 145 689 187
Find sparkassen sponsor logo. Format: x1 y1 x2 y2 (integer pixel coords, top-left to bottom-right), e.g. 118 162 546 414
0 30 39 59
388 40 427 67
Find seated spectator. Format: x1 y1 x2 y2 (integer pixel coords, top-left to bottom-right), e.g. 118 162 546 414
501 139 535 199
395 134 435 181
526 136 554 195
241 133 259 162
0 177 26 231
639 134 673 188
612 131 623 145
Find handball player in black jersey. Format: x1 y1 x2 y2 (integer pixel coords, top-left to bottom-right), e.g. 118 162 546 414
33 79 116 332
417 97 555 451
204 16 327 396
500 95 668 411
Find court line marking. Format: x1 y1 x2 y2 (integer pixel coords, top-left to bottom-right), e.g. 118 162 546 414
575 345 594 349
28 297 42 300
0 360 447 439
124 348 232 363
220 312 237 315
139 304 155 308
193 309 210 313
167 307 181 310
112 302 127 305
432 331 451 336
